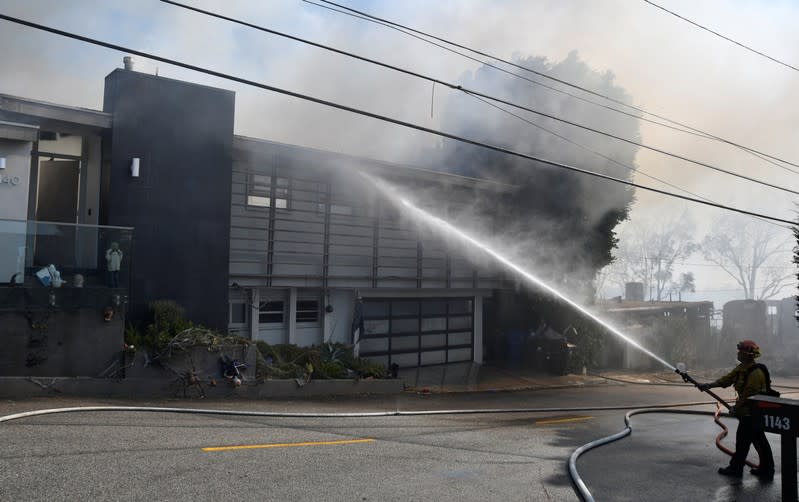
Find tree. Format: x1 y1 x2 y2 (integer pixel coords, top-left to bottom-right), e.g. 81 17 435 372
667 272 695 301
434 51 639 301
600 212 697 301
702 215 794 300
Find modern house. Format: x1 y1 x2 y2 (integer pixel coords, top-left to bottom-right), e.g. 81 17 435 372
0 60 532 375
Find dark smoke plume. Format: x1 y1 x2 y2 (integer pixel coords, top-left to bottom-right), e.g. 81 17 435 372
424 52 640 299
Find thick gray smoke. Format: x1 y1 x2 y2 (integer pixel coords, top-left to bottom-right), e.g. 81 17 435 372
413 52 641 300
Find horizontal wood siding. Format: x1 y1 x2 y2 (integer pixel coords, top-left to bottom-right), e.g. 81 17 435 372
229 139 507 291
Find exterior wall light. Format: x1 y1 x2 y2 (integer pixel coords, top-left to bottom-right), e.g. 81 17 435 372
131 157 140 178
0 157 6 169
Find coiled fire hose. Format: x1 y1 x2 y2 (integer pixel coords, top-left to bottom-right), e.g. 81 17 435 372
570 370 776 502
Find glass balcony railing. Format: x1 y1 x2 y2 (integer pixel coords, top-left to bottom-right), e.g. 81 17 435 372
0 219 134 308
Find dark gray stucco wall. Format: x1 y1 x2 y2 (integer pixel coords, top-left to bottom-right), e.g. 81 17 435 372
102 69 234 331
0 287 124 377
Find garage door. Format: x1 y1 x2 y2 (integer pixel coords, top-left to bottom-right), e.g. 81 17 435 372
359 297 473 368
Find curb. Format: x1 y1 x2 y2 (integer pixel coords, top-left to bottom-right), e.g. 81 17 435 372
0 376 404 399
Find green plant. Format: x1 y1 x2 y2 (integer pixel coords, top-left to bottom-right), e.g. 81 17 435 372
127 301 195 353
320 342 352 364
351 358 387 379
316 361 347 379
124 323 142 347
565 318 605 373
253 341 386 380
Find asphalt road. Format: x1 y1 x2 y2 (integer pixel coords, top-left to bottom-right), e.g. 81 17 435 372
1 382 795 501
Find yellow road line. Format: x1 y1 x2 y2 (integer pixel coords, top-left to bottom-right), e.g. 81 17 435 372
535 416 594 425
202 438 375 452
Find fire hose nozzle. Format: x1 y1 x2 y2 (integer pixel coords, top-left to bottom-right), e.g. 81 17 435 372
676 369 732 411
675 368 694 385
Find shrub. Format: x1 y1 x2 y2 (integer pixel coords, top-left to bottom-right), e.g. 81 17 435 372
254 341 386 380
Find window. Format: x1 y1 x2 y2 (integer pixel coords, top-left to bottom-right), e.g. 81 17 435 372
247 195 271 207
246 174 290 209
296 298 319 323
259 300 284 324
315 183 329 214
230 302 247 325
275 177 290 208
330 204 353 216
247 173 271 208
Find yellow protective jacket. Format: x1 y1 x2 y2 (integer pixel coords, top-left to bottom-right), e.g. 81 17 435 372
712 361 766 417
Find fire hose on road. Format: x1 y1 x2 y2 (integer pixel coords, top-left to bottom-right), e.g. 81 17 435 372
1 374 788 502
569 369 785 502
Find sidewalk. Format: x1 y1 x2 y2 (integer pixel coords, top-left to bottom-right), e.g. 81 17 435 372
398 364 799 394
398 363 610 393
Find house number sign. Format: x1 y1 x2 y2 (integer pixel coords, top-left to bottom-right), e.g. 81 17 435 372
1 175 21 186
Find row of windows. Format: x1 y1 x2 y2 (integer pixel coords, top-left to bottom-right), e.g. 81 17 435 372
247 174 289 209
246 174 355 215
229 298 320 325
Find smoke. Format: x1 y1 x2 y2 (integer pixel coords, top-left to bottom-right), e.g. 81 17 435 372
2 0 797 303
388 52 638 300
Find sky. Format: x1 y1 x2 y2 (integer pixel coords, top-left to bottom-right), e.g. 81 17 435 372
1 0 797 306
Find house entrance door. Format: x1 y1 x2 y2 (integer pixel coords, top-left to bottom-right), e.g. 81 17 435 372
34 159 80 267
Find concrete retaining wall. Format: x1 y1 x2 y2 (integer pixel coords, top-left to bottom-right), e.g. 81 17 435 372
0 376 404 399
0 292 124 377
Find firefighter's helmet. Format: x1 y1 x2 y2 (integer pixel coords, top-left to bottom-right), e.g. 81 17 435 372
737 339 761 358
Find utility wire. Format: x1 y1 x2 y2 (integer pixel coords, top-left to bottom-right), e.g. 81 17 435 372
466 93 783 229
0 12 794 227
303 2 799 225
160 0 799 198
302 1 712 141
309 0 799 174
644 0 799 74
611 259 794 271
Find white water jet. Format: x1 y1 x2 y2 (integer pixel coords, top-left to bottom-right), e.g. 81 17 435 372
361 172 675 372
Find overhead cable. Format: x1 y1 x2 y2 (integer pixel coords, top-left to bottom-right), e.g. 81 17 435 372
301 1 713 141
0 12 794 226
466 93 783 229
308 0 799 174
644 0 799 74
158 0 799 196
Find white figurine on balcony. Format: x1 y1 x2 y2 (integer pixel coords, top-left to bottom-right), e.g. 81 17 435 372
105 242 123 288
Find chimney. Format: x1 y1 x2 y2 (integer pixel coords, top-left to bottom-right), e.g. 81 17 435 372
123 56 135 71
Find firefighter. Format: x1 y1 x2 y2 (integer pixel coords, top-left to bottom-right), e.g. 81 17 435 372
698 340 774 480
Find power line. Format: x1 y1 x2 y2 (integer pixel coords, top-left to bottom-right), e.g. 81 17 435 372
465 93 784 229
611 259 794 271
309 0 799 175
0 12 794 227
644 0 799 74
302 1 715 141
160 0 799 198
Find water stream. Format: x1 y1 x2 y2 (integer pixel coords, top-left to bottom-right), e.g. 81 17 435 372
362 173 676 372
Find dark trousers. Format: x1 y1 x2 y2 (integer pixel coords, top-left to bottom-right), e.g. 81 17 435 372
730 415 774 471
108 270 119 288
